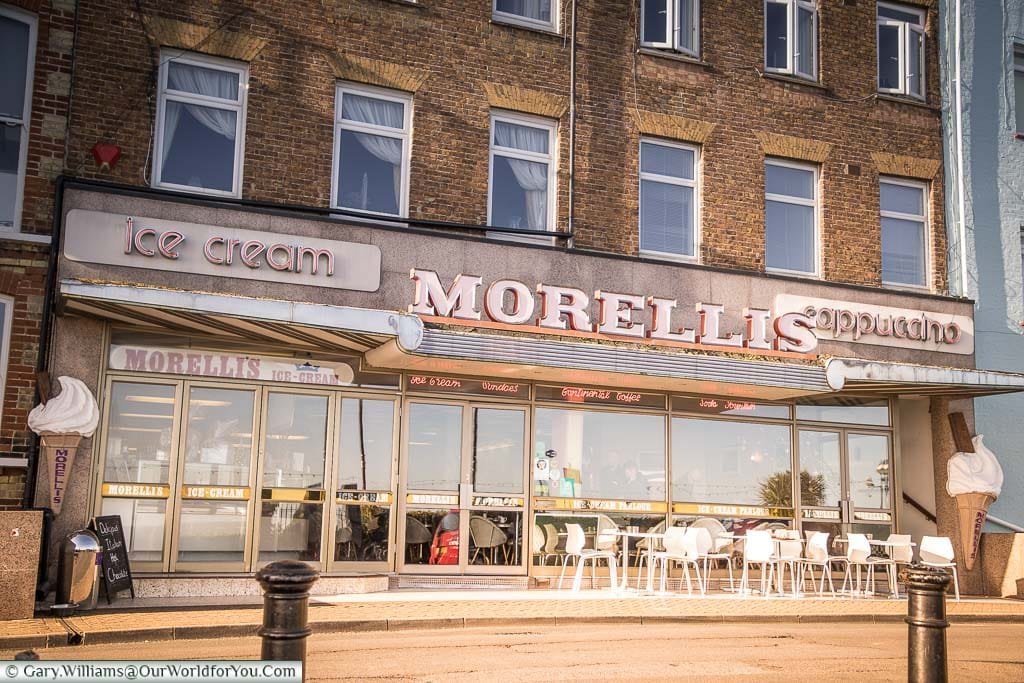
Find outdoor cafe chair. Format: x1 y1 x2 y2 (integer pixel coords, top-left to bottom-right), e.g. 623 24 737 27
542 522 560 565
653 526 704 595
885 533 914 597
840 533 891 595
693 527 734 592
469 515 509 565
774 530 803 595
800 531 836 595
738 529 778 597
919 535 961 601
560 523 619 591
532 523 546 564
634 519 667 588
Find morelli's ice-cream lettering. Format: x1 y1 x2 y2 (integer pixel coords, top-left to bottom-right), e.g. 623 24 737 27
28 376 100 516
28 376 99 436
947 435 1004 571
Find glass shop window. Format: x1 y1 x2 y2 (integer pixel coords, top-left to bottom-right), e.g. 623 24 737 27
533 408 666 501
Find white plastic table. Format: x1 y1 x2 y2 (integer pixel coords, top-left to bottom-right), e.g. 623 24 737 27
719 532 805 596
834 538 916 597
612 530 664 593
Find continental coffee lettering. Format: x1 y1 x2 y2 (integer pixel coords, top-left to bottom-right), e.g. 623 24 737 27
410 269 819 355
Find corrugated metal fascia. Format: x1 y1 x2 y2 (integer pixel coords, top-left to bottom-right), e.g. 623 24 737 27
417 330 832 392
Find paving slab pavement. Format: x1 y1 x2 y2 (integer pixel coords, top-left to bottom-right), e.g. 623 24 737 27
1 589 1023 651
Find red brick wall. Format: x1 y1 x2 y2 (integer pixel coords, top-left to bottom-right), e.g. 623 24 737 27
64 0 946 289
0 0 75 509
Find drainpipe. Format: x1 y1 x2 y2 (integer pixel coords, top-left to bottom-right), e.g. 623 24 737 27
953 0 969 297
567 0 577 249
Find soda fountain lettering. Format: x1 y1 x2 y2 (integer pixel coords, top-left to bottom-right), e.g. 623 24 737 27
409 269 819 354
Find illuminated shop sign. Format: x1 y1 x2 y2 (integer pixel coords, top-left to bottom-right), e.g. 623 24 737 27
536 385 666 409
774 294 973 355
671 396 791 419
409 269 818 355
337 491 392 504
406 374 530 399
101 483 169 498
109 344 357 386
672 502 790 519
181 486 250 501
63 210 382 292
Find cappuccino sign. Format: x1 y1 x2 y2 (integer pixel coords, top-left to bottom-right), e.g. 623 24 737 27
774 294 974 355
63 210 382 292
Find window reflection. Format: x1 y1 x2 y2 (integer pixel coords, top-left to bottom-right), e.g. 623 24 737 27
472 409 524 494
849 433 891 509
262 393 327 489
335 504 389 562
258 502 322 564
101 497 166 563
183 387 254 487
406 403 462 491
337 399 394 491
533 408 665 500
103 382 176 484
671 418 792 507
798 430 842 508
177 500 247 565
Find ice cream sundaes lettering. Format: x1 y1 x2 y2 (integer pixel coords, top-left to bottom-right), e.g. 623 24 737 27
946 434 1004 571
28 376 99 516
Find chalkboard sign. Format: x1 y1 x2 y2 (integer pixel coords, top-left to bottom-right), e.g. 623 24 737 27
88 515 135 604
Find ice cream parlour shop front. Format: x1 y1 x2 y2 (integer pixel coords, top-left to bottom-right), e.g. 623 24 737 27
94 335 902 582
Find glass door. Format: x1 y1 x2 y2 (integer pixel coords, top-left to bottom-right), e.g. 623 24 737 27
170 383 258 571
252 389 332 569
797 428 892 540
398 401 528 574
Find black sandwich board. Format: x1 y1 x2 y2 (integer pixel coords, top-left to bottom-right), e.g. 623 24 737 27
88 515 136 604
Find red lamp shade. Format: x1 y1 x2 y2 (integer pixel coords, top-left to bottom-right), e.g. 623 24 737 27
91 142 121 171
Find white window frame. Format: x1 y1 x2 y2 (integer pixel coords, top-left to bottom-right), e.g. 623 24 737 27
492 0 558 33
330 82 413 219
0 5 37 234
638 137 700 262
152 50 248 198
487 111 558 243
763 0 817 81
880 176 930 291
764 158 820 278
1013 43 1024 135
876 2 926 100
639 0 700 59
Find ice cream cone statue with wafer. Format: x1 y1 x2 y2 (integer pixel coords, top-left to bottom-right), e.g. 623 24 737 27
946 434 1003 571
28 376 99 516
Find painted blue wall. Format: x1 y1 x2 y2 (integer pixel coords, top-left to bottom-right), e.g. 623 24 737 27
941 1 1024 529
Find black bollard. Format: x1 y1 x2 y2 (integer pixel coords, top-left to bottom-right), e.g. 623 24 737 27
900 564 953 683
256 559 320 677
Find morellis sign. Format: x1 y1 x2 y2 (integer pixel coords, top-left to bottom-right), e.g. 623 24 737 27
409 269 820 355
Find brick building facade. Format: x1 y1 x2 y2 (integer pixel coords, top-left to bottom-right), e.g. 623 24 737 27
0 0 74 508
21 0 1024 600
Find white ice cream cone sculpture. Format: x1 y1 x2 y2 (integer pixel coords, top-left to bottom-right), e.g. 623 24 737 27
947 434 1003 572
28 376 99 516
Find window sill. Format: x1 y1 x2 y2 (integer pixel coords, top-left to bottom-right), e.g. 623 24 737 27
876 93 938 111
380 0 425 8
882 281 933 294
761 71 828 92
0 231 52 245
489 17 562 38
639 249 699 265
637 48 710 68
766 267 821 281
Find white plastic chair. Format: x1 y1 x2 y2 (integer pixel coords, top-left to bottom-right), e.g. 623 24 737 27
738 530 778 597
634 520 667 589
841 533 891 595
532 524 546 564
693 527 735 592
542 523 560 565
800 531 836 595
691 517 733 556
653 527 704 595
559 523 619 591
919 535 961 601
774 531 803 595
885 533 914 597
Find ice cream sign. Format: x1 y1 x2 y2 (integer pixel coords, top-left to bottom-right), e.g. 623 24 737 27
62 209 382 292
409 269 819 355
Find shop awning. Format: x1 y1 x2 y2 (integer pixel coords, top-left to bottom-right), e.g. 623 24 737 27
824 358 1024 397
58 280 423 354
366 327 1024 400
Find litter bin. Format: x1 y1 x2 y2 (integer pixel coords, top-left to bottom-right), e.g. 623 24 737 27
56 529 100 611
